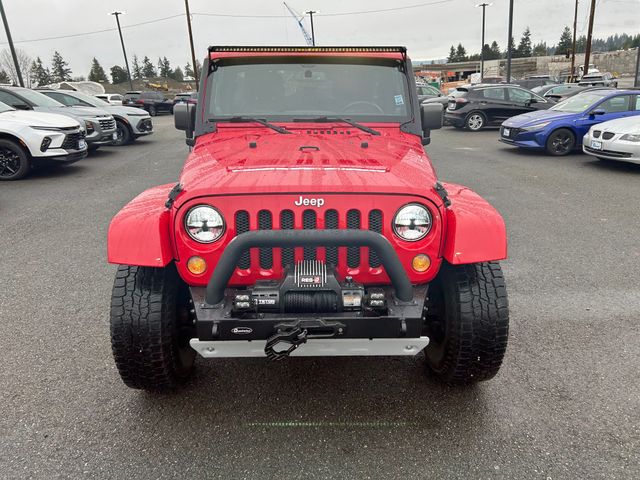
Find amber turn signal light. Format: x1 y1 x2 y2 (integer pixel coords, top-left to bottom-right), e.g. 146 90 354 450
187 256 207 275
412 254 431 272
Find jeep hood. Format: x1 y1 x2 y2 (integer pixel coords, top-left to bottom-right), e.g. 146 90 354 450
504 109 577 127
177 126 439 205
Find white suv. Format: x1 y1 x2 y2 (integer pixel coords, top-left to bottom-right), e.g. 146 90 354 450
0 101 87 180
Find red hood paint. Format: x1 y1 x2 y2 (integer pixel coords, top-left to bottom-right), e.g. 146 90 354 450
176 124 439 206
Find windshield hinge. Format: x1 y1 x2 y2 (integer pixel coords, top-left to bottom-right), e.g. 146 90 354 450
165 183 184 209
434 181 451 208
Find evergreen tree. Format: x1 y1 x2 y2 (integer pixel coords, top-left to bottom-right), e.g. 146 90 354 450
88 57 108 83
50 51 72 82
30 57 51 86
141 56 156 78
489 41 501 59
110 65 129 84
132 55 142 79
455 43 467 62
516 27 532 58
0 69 9 83
555 26 573 55
184 62 194 77
447 45 456 63
158 56 172 78
171 66 184 82
532 42 548 57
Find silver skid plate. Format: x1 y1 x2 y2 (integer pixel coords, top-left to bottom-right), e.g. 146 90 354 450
190 337 430 358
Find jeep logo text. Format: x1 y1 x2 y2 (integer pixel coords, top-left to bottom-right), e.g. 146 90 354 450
294 196 325 207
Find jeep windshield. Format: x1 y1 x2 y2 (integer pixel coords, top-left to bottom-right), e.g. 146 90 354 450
206 58 411 123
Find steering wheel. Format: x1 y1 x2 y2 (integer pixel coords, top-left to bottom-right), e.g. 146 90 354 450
342 101 385 115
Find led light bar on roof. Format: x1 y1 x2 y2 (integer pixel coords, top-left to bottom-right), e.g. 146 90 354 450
208 46 407 53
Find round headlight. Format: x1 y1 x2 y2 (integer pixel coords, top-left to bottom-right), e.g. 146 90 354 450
393 204 432 241
185 205 225 243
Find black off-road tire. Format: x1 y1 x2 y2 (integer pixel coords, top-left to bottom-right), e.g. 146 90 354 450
423 262 509 385
0 139 31 180
110 264 196 391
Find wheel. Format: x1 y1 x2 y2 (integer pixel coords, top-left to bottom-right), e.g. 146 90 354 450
0 139 31 181
464 112 486 131
110 264 196 391
113 119 132 146
423 262 509 385
148 106 157 117
545 128 575 156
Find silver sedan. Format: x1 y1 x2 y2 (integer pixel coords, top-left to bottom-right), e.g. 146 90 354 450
583 116 640 164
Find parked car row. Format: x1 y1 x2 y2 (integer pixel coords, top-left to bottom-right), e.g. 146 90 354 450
501 88 640 161
0 86 153 181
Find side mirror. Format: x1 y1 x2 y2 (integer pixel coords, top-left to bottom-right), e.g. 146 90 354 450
174 103 196 144
420 103 443 146
591 109 606 116
13 103 30 110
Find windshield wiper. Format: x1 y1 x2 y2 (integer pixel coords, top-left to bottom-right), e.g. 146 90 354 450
293 117 380 136
210 116 291 134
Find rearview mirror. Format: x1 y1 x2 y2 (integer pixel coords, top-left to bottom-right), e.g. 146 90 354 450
174 103 196 145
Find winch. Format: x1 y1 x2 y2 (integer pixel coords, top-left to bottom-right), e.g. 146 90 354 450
232 260 385 314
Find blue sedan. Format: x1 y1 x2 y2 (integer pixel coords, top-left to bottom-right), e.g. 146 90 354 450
499 89 640 156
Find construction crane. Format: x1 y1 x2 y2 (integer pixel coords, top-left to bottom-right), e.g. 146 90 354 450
283 2 313 46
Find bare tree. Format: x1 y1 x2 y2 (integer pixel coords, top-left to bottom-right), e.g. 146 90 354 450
0 48 33 87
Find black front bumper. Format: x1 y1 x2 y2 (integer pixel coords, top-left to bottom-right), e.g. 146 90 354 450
191 284 427 342
194 229 427 342
33 149 88 165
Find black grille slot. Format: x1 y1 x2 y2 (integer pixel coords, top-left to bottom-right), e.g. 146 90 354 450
303 210 317 260
346 209 361 268
368 210 383 268
258 210 273 269
61 132 81 150
325 209 338 266
280 210 294 267
602 132 615 140
593 130 601 138
235 211 250 269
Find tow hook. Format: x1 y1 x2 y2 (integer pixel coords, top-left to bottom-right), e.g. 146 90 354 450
265 328 308 360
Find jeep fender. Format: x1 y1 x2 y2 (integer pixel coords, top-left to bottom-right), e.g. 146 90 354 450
441 182 507 264
107 184 174 267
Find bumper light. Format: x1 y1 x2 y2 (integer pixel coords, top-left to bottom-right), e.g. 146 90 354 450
412 254 431 272
40 136 52 152
187 256 207 275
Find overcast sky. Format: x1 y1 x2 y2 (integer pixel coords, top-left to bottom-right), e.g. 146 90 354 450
0 0 638 76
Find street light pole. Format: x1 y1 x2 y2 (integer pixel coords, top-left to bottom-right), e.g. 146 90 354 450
635 46 640 87
306 10 317 46
0 0 23 87
506 0 513 83
475 3 492 82
184 0 199 90
583 0 597 78
110 11 133 90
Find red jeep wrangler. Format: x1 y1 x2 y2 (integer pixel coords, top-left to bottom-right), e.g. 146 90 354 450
108 46 509 391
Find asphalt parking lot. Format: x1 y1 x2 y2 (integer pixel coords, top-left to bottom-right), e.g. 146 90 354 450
1 115 638 479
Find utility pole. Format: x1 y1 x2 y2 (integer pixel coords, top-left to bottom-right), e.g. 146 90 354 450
506 0 513 83
305 10 317 46
475 3 492 82
569 0 579 82
110 12 133 90
0 0 23 87
635 46 640 87
583 0 597 79
184 0 199 90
